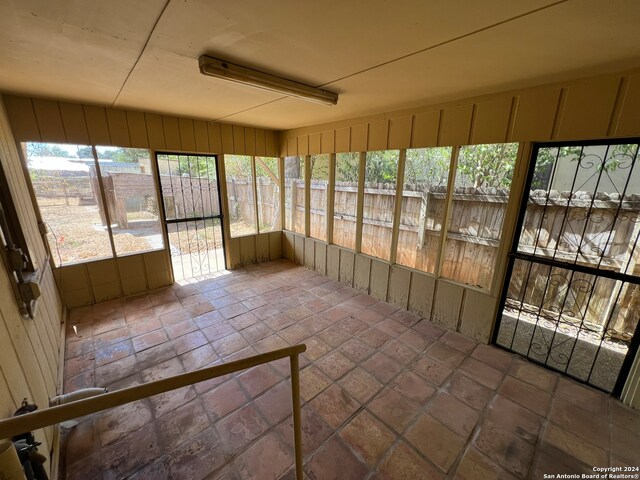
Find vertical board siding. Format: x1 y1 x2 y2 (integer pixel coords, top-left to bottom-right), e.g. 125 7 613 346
59 102 90 144
105 108 131 147
0 96 64 470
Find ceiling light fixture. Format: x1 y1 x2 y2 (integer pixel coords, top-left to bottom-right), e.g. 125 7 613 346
198 55 338 106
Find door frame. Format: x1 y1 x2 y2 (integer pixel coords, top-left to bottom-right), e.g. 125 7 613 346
154 151 227 278
492 138 640 396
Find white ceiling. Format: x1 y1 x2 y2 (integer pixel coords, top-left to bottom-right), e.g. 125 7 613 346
1 0 640 130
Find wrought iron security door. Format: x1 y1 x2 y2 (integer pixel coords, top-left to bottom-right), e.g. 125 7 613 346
155 153 226 280
494 140 640 395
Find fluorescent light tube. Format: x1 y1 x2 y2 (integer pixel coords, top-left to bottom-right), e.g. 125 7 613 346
198 55 338 106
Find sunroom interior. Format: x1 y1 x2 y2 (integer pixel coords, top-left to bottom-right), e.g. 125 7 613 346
1 0 640 479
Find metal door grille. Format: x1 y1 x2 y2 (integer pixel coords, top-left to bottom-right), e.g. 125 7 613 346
155 153 226 280
494 140 640 395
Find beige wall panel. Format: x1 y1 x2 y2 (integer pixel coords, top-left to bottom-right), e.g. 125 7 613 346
284 231 295 261
105 109 131 147
233 125 246 155
339 249 355 286
472 97 513 144
227 237 241 269
353 254 371 291
321 130 335 154
459 290 497 343
208 123 222 153
3 96 40 141
193 120 210 153
314 241 327 275
432 280 464 330
439 104 473 146
368 119 389 151
616 74 640 136
162 116 181 151
388 115 413 149
309 132 321 155
221 124 234 153
59 102 90 144
351 124 368 152
82 105 111 145
387 266 411 309
294 234 305 265
265 130 277 157
126 111 149 148
121 275 148 296
256 233 270 262
32 99 66 143
298 135 309 156
145 113 166 150
117 254 145 279
511 88 561 141
0 312 35 407
57 263 91 292
92 280 122 303
412 110 440 148
245 127 256 156
269 231 283 260
408 272 435 318
304 237 315 269
287 136 298 157
86 259 119 286
557 76 621 140
147 268 172 290
178 118 196 152
255 129 267 156
335 127 350 153
0 371 15 418
117 258 148 294
369 259 390 301
240 235 256 265
327 245 340 281
62 288 93 308
143 250 171 274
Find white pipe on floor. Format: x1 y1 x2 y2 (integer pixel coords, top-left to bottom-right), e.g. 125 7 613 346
49 388 108 407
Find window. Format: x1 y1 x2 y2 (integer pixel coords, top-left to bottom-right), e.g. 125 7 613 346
26 143 113 266
361 150 399 261
225 155 257 237
24 142 164 266
310 154 329 241
441 143 518 289
284 156 305 234
333 153 359 250
255 157 281 232
396 147 452 273
95 146 163 255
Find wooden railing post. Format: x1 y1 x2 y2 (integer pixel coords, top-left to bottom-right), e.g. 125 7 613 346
290 354 304 480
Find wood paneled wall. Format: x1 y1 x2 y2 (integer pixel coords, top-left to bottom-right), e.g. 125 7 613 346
0 95 64 467
2 95 282 307
280 69 640 155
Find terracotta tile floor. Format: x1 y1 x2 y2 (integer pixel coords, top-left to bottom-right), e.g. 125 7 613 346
60 260 640 480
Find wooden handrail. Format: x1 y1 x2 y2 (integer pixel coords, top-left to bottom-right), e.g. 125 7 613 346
0 344 307 479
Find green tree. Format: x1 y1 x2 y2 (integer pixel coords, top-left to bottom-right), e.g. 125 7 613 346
364 150 399 183
404 147 451 186
336 153 359 182
26 142 68 157
176 155 217 179
456 143 518 188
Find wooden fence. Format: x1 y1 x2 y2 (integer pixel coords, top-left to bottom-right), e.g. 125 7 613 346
281 181 639 337
227 178 281 231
